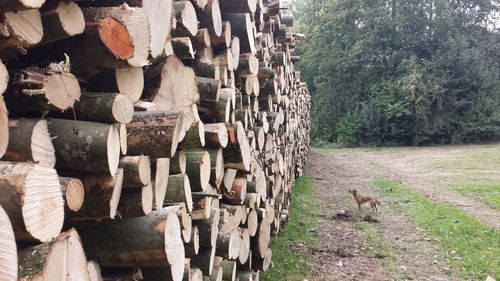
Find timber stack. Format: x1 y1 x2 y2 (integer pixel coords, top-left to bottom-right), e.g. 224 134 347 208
0 0 310 280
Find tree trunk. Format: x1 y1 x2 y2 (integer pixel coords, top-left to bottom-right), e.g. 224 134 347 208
17 228 91 281
68 169 123 222
1 118 55 167
84 68 144 102
7 65 81 111
40 0 85 44
0 9 43 58
0 162 63 243
119 155 151 188
59 176 85 212
215 230 240 260
0 204 17 281
126 111 183 157
79 207 185 268
48 118 121 175
197 77 221 102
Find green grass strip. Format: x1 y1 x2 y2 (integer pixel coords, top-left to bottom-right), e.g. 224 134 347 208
261 176 320 281
455 183 500 209
374 179 499 280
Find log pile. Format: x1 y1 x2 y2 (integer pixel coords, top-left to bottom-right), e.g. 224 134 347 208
0 0 310 280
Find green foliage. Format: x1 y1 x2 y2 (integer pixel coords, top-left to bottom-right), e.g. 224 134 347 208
261 176 320 281
374 179 500 279
294 0 500 146
455 183 500 209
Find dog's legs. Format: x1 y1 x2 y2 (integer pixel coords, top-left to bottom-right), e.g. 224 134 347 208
358 203 361 211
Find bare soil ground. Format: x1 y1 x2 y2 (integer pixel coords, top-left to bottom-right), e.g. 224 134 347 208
305 144 500 281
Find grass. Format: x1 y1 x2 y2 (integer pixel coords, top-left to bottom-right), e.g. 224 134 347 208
261 176 321 281
455 183 500 209
373 179 499 280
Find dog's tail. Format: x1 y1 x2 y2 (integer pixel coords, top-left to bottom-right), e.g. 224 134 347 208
377 199 381 205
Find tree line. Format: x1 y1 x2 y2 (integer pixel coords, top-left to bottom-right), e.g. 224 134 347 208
294 0 500 146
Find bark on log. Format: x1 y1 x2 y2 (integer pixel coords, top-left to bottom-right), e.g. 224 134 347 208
178 121 206 150
119 155 151 188
0 9 43 58
190 247 215 276
54 92 134 124
68 169 123 222
79 207 185 268
193 57 220 80
204 123 228 148
206 148 224 189
48 118 121 175
219 0 257 13
40 0 85 44
209 21 230 51
85 68 144 102
165 174 193 212
170 150 187 174
1 118 55 167
82 5 149 67
220 260 236 281
185 225 200 257
7 64 81 111
238 53 259 76
224 122 251 171
192 196 212 220
184 150 211 192
59 176 85 212
196 76 221 102
126 111 183 157
197 0 222 37
0 204 17 281
222 177 247 205
17 228 90 281
100 267 143 281
193 208 220 247
251 220 270 258
116 181 153 219
153 157 170 210
209 266 222 281
222 13 255 54
252 248 271 271
0 162 63 243
215 230 240 260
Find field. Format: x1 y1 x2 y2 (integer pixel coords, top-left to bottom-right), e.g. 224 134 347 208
263 144 500 280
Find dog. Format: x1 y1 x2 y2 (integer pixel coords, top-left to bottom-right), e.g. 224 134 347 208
348 188 381 212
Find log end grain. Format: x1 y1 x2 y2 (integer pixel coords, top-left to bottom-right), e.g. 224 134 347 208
0 205 17 281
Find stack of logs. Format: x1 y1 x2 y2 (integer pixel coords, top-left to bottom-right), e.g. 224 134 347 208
0 0 310 280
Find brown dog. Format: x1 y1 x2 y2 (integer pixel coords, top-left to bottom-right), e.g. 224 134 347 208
348 189 381 212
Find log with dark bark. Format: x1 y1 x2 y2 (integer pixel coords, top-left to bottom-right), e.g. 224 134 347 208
119 155 151 188
194 208 220 247
100 267 143 281
190 247 215 276
1 118 55 167
126 111 183 157
252 248 271 271
0 9 43 58
0 204 17 281
79 207 185 269
17 228 90 281
196 76 221 102
224 121 251 171
171 37 195 60
6 64 81 112
215 229 240 260
40 0 85 44
84 68 144 102
165 174 193 212
178 121 206 150
170 151 186 174
59 176 85 212
204 123 228 148
0 162 63 243
184 150 211 192
219 0 257 13
193 57 220 80
171 1 199 37
198 0 222 37
48 118 121 175
116 181 153 219
222 13 255 54
207 148 224 188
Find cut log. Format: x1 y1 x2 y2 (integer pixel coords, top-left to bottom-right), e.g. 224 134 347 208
178 121 206 150
184 150 211 192
222 13 255 54
85 68 144 102
87 261 103 281
142 262 187 281
0 204 17 281
252 248 271 271
194 208 220 247
119 155 151 188
7 64 81 111
126 111 183 157
243 208 258 237
219 204 243 234
214 48 234 70
165 174 193 212
142 55 199 136
0 60 8 95
215 230 240 260
79 207 185 268
219 0 257 13
116 181 153 219
209 20 231 51
100 268 143 281
140 0 173 59
222 177 247 205
175 204 192 242
82 5 150 67
238 53 259 75
0 9 43 58
224 122 251 171
204 123 228 148
170 37 195 60
251 220 270 258
193 57 220 80
192 196 213 220
0 0 45 12
1 118 55 168
199 0 222 37
209 266 222 281
153 157 170 210
171 1 198 37
231 36 240 70
40 0 85 44
220 260 236 281
170 150 187 174
67 17 133 79
68 169 123 222
238 228 251 264
17 228 90 281
0 162 63 243
117 123 128 155
48 119 120 175
206 148 224 188
190 247 215 276
185 225 200 257
55 92 134 124
59 177 85 212
196 77 221 102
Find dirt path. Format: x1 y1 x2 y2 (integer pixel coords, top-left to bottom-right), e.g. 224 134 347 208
306 148 468 281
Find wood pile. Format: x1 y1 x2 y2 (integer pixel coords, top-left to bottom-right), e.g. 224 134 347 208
0 0 310 280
